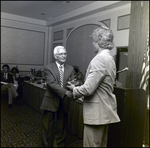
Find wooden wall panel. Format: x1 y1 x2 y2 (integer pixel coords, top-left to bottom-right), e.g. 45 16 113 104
126 1 149 89
108 88 146 147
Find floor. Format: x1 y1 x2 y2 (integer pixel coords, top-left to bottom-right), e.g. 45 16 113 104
1 94 149 147
1 95 83 147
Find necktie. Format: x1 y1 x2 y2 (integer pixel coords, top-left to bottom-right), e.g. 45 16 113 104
59 65 64 87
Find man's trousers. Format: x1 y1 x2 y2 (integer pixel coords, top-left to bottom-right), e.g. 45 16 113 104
1 83 18 104
42 100 68 147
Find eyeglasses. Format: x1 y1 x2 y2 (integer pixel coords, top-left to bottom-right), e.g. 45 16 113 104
57 53 67 56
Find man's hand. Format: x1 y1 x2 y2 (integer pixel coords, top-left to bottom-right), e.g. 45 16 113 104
65 91 73 99
66 81 75 91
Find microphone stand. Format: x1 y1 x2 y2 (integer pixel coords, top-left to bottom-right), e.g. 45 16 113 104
115 67 129 87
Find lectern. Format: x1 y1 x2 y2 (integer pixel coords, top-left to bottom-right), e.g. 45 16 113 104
107 87 147 147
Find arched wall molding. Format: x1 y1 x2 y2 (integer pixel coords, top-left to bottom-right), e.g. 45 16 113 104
66 22 107 42
99 19 111 28
65 22 107 75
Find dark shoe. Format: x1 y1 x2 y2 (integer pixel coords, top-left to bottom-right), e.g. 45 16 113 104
8 104 13 108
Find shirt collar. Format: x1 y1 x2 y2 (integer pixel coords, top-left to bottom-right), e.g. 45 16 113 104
56 61 64 68
97 49 110 55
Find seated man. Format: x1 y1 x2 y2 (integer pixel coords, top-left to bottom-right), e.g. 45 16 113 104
1 64 19 108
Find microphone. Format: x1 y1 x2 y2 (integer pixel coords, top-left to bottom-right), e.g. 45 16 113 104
117 67 129 73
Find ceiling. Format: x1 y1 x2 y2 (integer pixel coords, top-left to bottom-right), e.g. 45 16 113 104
1 1 95 21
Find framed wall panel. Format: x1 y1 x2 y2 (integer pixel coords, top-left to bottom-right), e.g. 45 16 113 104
117 14 130 30
1 26 45 65
53 30 63 41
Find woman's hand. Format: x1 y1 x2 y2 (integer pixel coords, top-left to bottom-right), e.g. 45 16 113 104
66 81 75 91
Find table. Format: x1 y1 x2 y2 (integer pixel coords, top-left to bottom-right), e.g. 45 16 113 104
68 99 83 138
23 81 46 114
23 81 84 138
23 83 148 146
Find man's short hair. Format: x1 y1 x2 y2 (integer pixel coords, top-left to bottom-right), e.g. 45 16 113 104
53 46 66 56
2 64 10 69
11 67 19 73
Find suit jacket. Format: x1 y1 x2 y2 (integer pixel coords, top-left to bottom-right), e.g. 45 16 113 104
73 50 120 125
1 72 14 84
40 62 74 112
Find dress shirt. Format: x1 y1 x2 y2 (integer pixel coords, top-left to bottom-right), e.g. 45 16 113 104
4 73 8 80
56 62 64 72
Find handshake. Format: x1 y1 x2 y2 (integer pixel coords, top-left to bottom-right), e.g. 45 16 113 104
65 81 75 100
65 78 82 100
65 80 84 102
67 77 83 90
66 81 75 91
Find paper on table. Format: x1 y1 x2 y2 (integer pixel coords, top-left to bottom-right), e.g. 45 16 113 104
1 81 17 87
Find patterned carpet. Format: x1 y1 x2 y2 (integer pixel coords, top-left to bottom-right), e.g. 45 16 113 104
1 95 83 147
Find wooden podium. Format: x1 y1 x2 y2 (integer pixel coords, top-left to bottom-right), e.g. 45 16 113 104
107 87 147 147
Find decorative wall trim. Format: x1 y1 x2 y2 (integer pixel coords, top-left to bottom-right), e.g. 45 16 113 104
1 63 44 66
66 23 104 41
1 25 46 33
117 14 130 30
99 19 111 28
53 30 63 41
53 43 63 49
66 27 74 37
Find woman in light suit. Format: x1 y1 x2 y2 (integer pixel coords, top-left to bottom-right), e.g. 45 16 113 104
67 25 120 147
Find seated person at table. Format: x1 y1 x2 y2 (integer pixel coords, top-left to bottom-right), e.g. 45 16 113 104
11 67 19 89
11 67 24 97
1 64 19 108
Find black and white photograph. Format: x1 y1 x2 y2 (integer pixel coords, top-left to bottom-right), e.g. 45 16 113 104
1 1 149 147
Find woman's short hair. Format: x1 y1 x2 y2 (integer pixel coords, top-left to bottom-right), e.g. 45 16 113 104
2 64 10 69
11 67 19 73
90 25 114 50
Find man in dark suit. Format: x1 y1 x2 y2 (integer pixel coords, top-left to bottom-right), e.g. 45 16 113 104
40 46 74 147
1 64 19 108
